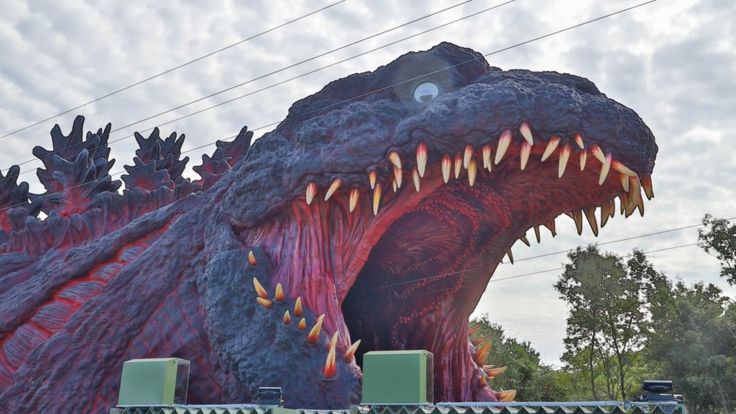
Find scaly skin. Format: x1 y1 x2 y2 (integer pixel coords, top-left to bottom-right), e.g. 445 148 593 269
0 42 656 412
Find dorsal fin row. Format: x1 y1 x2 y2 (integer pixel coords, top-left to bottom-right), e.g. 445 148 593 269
0 115 251 248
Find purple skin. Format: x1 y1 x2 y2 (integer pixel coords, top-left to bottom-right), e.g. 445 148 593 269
0 42 656 411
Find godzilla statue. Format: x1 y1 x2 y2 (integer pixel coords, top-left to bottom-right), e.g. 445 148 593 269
0 43 656 412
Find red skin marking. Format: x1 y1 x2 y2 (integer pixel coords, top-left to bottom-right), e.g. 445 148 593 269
0 224 171 385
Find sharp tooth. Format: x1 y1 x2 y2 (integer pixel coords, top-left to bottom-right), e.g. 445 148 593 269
590 145 606 164
327 331 339 350
641 176 654 199
609 199 616 219
349 189 359 212
393 166 402 189
257 297 273 309
324 178 342 201
558 145 571 177
631 176 645 216
575 134 585 149
519 122 534 145
584 207 599 236
373 183 382 216
544 219 557 237
253 277 269 299
463 145 474 169
248 250 257 266
454 154 463 179
368 170 377 190
283 310 292 325
442 155 451 183
392 179 397 192
506 249 514 264
534 226 541 243
484 366 508 378
519 236 530 247
520 142 531 170
498 390 517 402
344 339 361 362
612 160 637 177
598 153 612 185
579 150 588 171
600 202 610 228
474 342 491 363
323 343 337 378
412 168 421 192
572 210 583 235
494 130 512 165
307 316 324 344
305 182 317 205
416 142 428 177
482 145 492 171
467 159 477 186
541 136 560 162
294 296 304 317
626 191 637 217
620 174 630 192
275 283 285 301
619 193 628 215
298 318 307 330
388 151 402 169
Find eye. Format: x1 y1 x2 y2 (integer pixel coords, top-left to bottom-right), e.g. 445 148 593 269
413 82 439 103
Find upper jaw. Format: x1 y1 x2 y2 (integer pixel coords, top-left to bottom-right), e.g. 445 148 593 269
391 75 656 178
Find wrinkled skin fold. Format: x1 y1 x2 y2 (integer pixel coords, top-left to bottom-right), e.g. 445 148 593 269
0 42 656 411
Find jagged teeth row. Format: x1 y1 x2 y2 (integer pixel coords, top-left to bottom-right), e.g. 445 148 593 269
303 122 654 217
502 176 651 265
249 265 360 378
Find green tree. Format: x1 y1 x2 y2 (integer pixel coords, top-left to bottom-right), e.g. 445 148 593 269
698 214 736 285
646 280 736 413
554 246 650 400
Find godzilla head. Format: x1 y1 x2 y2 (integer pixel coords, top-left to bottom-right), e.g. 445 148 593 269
213 42 657 405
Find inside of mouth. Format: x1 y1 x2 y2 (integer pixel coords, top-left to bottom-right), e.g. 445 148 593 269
333 135 646 399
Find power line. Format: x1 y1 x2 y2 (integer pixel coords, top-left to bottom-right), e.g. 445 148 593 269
0 0 660 214
386 243 698 299
3 0 485 175
7 0 656 178
0 0 347 139
490 242 701 283
398 241 706 300
354 219 732 293
510 218 736 265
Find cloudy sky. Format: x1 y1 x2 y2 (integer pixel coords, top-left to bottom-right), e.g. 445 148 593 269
1 0 734 365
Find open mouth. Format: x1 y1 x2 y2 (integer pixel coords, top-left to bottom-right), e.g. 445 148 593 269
246 120 653 403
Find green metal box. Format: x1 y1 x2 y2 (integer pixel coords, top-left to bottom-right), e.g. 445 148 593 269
117 358 190 406
361 350 434 405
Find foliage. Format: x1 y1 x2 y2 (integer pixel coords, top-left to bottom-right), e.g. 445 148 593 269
471 227 736 410
470 315 568 401
698 214 736 285
645 278 736 413
553 246 651 400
